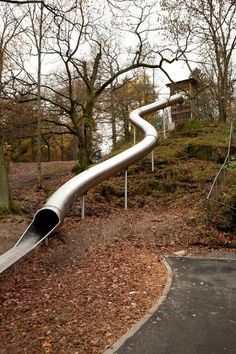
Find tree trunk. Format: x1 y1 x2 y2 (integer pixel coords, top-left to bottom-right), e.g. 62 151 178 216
122 106 130 142
60 134 64 161
218 97 227 122
31 137 36 161
0 52 10 211
77 103 94 171
217 63 229 122
218 81 228 122
0 128 10 211
77 123 92 170
111 112 117 148
110 78 117 149
77 143 90 171
46 142 51 162
36 2 43 189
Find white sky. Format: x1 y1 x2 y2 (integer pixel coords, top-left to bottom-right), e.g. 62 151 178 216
144 60 190 100
22 0 191 99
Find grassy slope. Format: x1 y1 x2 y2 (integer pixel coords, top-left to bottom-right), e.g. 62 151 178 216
90 120 236 249
95 121 231 208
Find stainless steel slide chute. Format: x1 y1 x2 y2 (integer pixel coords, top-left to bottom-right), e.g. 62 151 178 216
0 94 184 274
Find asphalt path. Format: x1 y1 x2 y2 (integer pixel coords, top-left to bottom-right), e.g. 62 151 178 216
106 256 236 354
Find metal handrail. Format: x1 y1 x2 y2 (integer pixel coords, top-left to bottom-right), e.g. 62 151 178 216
206 123 235 222
0 94 184 273
206 123 233 201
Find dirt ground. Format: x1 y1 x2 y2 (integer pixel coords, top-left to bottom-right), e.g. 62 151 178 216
0 161 235 353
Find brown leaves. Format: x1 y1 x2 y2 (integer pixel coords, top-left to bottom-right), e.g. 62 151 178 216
1 160 235 353
42 340 52 353
0 235 166 354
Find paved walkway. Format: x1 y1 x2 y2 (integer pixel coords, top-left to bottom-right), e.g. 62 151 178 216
105 256 236 354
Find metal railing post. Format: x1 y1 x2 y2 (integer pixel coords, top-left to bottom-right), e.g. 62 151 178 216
81 195 85 219
206 124 234 226
125 170 128 210
14 262 19 273
151 150 154 172
133 127 136 145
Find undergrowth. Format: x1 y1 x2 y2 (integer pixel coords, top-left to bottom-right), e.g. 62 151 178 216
93 120 235 236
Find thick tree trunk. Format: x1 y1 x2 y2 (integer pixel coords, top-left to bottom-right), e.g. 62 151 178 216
77 143 90 171
218 98 227 122
0 128 10 211
77 124 92 170
77 104 94 171
217 71 229 122
218 83 228 122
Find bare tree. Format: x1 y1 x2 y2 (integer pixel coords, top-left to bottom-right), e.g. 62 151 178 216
161 0 236 121
100 70 156 148
1 0 184 173
0 127 11 211
23 1 48 188
11 0 54 187
0 1 42 3
38 0 182 170
0 2 27 211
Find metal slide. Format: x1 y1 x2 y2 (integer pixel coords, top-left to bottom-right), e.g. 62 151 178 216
0 94 184 274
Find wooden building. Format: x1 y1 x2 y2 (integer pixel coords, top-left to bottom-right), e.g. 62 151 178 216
166 78 199 124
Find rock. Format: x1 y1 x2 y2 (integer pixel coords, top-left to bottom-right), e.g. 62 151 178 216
173 250 187 257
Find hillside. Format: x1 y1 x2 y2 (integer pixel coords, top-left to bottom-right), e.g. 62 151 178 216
0 120 236 353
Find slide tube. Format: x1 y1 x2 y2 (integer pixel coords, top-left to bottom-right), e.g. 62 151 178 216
0 94 183 273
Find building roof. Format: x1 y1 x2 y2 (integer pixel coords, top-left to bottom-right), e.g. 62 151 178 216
166 78 198 87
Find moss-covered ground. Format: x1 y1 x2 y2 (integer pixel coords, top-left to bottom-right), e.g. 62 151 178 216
95 121 230 207
90 120 236 249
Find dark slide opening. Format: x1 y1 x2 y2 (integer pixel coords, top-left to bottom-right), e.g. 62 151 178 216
33 209 60 237
16 209 60 246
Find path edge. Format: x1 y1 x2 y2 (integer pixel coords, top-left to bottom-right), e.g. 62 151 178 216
103 256 173 354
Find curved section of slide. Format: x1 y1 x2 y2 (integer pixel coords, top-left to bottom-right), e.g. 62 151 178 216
0 94 184 274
